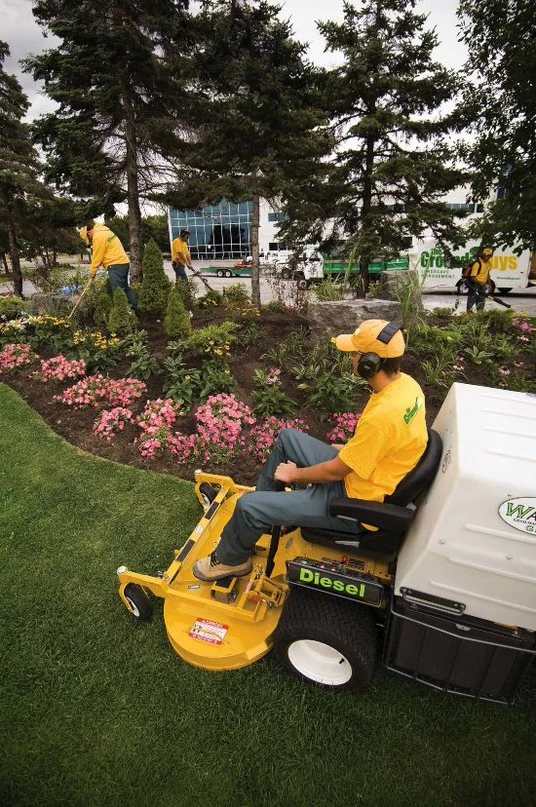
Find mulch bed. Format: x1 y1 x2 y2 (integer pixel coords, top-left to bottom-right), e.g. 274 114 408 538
3 307 520 486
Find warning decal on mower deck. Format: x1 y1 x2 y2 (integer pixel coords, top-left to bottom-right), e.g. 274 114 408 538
189 618 229 645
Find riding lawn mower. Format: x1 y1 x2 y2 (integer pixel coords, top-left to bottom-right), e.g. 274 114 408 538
117 383 535 703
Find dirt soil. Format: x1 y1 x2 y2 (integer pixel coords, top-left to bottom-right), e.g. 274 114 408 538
3 308 514 486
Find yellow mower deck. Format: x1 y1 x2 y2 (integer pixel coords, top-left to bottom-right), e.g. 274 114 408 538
117 472 392 671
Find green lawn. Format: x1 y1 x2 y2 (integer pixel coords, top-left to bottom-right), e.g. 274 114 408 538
1 382 534 807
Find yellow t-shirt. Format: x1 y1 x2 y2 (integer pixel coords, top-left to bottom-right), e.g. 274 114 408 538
339 373 427 505
469 259 492 285
172 237 191 265
90 224 129 275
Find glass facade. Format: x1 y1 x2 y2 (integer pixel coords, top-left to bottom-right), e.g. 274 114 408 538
169 200 253 260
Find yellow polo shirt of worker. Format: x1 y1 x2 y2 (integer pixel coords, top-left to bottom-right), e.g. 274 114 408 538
90 224 129 276
172 237 191 265
339 373 428 505
469 258 492 286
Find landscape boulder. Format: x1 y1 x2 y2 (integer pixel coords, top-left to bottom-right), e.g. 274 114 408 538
307 298 403 342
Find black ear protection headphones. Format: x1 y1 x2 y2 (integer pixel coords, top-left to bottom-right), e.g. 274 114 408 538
357 321 403 380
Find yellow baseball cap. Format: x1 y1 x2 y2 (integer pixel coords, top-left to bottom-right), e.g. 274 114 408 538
333 319 405 357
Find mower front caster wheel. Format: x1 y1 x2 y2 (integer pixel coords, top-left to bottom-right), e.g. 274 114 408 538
273 588 377 692
124 584 153 621
199 482 219 507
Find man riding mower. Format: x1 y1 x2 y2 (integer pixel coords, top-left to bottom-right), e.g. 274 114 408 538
117 320 535 703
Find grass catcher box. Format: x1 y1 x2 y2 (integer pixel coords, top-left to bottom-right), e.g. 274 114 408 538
385 598 535 703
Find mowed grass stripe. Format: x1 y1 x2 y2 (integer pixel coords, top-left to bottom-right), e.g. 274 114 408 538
0 383 534 807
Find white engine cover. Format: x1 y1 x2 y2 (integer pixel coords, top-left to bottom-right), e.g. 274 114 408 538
395 383 536 631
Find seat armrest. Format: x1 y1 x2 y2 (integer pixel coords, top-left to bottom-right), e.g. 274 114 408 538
329 497 414 533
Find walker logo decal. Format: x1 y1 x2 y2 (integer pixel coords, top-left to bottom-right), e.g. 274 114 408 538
498 498 536 535
404 396 424 424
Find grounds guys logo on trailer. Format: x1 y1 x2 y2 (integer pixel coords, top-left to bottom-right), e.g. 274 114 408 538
499 498 536 535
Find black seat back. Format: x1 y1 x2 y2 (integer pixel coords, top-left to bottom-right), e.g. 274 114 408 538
385 428 443 506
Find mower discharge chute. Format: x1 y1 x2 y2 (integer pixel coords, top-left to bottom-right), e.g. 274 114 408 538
117 384 536 702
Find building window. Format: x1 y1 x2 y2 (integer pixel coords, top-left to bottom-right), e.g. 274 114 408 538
169 199 253 259
268 212 288 223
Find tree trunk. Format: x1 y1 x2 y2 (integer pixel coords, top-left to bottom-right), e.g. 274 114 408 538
122 85 143 283
7 216 23 298
251 195 261 308
1 253 10 276
358 133 376 294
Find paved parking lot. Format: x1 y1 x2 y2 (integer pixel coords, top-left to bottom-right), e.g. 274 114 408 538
181 262 536 317
3 261 536 317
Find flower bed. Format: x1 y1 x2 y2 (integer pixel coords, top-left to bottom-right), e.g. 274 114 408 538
1 304 534 486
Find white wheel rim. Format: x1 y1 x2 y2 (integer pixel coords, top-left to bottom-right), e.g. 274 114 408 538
287 639 352 686
126 596 140 618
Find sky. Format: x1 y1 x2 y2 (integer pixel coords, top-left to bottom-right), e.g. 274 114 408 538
2 0 467 120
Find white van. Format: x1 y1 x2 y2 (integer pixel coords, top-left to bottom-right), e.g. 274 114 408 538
409 239 531 293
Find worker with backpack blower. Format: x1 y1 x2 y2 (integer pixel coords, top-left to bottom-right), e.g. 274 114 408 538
461 246 495 312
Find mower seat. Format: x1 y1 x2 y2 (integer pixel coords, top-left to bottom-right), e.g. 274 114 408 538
301 429 443 560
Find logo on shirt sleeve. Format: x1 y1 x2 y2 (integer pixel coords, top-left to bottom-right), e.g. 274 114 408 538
403 396 424 424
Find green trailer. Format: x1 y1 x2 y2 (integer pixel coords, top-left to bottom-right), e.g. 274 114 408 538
200 265 253 278
324 256 409 277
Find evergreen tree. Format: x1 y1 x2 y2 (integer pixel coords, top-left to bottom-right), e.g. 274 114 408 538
25 0 192 281
93 287 113 330
138 238 171 315
316 0 465 289
174 278 196 312
108 288 137 335
167 0 330 307
0 41 54 297
458 0 536 250
164 286 192 338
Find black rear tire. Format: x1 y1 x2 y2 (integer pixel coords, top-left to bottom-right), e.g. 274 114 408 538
498 287 512 294
273 587 377 692
124 584 153 621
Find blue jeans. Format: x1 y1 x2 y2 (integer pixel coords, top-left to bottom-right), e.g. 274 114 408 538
172 262 188 282
467 282 487 312
108 263 137 309
216 429 363 565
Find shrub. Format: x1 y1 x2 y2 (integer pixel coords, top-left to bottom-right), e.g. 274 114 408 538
0 296 25 321
314 278 349 301
304 371 365 419
92 288 113 330
108 289 137 336
194 393 255 461
136 398 181 458
197 289 224 309
164 287 192 339
53 375 146 409
198 361 234 399
137 238 171 315
93 407 134 441
37 355 87 383
185 321 239 360
70 330 122 372
174 278 196 312
262 299 288 314
223 284 250 305
252 367 297 418
0 343 38 374
239 321 263 349
124 331 160 381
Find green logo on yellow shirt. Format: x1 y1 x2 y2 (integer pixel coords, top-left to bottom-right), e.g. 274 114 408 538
403 396 423 424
